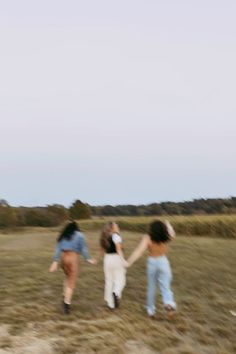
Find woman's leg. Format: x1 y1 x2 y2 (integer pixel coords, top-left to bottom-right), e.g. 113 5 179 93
104 255 115 308
113 257 126 299
146 258 158 316
62 253 78 306
158 257 176 310
63 279 67 297
64 286 74 305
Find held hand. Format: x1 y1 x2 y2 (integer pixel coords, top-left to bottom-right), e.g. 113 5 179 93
123 259 129 268
87 258 97 265
49 261 58 273
124 259 132 268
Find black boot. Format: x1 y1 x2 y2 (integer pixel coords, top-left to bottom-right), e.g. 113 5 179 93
113 292 119 308
62 301 71 315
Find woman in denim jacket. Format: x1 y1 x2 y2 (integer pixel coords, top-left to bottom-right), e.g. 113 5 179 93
49 221 96 314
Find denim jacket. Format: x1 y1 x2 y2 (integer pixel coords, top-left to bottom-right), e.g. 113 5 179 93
53 231 90 261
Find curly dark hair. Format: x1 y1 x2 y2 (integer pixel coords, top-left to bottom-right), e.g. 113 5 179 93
57 221 80 242
148 220 170 243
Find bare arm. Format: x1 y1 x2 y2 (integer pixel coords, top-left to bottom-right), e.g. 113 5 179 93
114 243 127 266
165 220 176 239
49 243 61 272
127 235 150 267
115 242 125 259
79 234 97 264
49 261 59 272
111 233 128 266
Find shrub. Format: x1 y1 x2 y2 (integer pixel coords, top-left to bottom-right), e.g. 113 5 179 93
69 200 91 220
0 205 18 228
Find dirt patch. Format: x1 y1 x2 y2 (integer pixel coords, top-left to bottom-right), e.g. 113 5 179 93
0 325 9 337
15 338 53 354
123 340 157 354
0 327 53 354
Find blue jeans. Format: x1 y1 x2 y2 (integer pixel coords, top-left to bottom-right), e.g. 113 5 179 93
146 256 176 314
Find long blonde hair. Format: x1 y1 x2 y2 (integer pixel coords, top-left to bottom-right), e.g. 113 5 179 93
100 221 115 250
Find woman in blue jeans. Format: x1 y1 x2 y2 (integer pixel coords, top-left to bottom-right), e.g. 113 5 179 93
127 220 176 318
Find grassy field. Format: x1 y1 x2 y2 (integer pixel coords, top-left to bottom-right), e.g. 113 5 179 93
78 214 236 239
0 227 236 354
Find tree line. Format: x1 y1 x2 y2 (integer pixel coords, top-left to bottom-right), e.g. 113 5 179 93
0 199 90 228
91 197 236 216
0 197 235 228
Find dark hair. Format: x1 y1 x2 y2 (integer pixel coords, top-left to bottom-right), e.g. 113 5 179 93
148 220 169 243
100 221 114 250
57 221 80 242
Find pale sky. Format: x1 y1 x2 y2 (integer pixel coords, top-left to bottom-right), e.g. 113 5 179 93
1 0 235 207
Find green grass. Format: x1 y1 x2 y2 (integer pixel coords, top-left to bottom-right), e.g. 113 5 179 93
0 229 235 353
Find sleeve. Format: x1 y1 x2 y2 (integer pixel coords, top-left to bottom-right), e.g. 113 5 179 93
112 233 122 244
79 234 90 261
53 243 62 261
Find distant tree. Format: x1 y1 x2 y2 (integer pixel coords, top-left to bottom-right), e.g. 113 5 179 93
16 205 68 227
23 209 47 227
136 206 147 216
0 199 9 207
69 200 91 220
0 204 18 227
147 203 164 216
47 204 69 225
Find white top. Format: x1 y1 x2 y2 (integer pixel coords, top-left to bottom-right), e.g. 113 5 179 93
112 233 122 244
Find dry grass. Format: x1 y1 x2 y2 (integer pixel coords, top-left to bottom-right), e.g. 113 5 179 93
79 214 236 239
0 229 235 354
